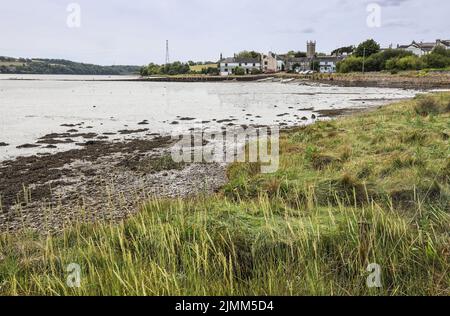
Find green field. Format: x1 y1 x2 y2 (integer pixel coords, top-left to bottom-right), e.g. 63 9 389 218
0 93 449 295
0 61 25 67
189 63 218 72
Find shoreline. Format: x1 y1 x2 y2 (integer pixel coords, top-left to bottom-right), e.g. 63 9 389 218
0 98 407 233
2 72 450 89
0 135 228 233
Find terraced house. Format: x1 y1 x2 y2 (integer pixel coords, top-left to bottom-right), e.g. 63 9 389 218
219 57 261 75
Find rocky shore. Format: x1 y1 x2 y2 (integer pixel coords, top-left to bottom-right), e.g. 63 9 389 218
0 136 228 233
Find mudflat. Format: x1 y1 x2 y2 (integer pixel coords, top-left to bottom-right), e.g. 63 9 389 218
0 136 227 233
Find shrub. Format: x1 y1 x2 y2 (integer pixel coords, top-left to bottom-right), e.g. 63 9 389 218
422 53 450 69
386 55 424 71
201 67 219 76
414 96 443 116
337 56 363 73
250 69 262 75
385 58 399 71
396 55 424 70
233 67 246 76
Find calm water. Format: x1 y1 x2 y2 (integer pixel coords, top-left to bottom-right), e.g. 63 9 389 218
0 74 418 160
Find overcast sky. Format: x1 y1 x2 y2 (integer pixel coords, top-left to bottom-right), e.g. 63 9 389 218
1 0 449 65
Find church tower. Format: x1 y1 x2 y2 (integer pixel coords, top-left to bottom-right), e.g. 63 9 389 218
307 41 316 58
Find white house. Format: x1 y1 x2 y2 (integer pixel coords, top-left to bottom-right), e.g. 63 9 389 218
436 39 450 50
219 57 261 76
316 56 342 73
398 39 450 56
277 58 285 72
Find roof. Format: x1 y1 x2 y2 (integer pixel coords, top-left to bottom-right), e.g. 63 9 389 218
219 57 260 64
285 57 310 62
315 56 342 61
416 42 435 51
401 42 434 51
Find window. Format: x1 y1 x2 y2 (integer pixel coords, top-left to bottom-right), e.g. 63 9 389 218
265 61 268 65
239 63 242 66
225 63 228 67
253 63 256 66
225 69 228 72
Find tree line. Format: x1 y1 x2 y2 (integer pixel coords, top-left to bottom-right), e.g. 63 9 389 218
0 57 141 75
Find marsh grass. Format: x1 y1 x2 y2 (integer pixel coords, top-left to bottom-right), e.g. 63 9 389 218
0 93 449 296
414 94 450 116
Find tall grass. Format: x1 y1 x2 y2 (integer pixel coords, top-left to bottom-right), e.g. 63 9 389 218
0 93 449 296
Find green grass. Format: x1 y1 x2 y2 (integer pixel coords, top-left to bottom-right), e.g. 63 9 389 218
189 64 218 72
0 93 449 296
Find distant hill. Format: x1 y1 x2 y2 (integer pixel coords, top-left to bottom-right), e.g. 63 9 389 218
0 56 141 75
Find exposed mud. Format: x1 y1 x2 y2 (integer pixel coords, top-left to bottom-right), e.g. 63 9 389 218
0 136 228 233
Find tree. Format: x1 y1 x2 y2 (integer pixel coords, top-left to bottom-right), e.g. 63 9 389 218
355 39 380 57
160 62 190 75
287 51 307 58
331 46 354 56
145 63 162 75
236 51 261 59
140 67 148 76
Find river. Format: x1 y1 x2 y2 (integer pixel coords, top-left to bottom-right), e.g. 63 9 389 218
0 74 419 160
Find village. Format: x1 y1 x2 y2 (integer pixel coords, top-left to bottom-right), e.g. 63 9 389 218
216 38 450 76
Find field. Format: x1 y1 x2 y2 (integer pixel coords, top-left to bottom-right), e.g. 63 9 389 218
0 93 449 295
189 63 218 72
0 61 25 67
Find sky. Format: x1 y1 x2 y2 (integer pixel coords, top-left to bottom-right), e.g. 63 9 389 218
1 0 449 65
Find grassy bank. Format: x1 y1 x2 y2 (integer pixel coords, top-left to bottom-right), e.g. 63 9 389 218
0 93 449 296
309 71 450 89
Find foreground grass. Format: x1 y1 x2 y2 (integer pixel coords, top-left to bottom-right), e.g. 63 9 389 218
0 93 449 296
